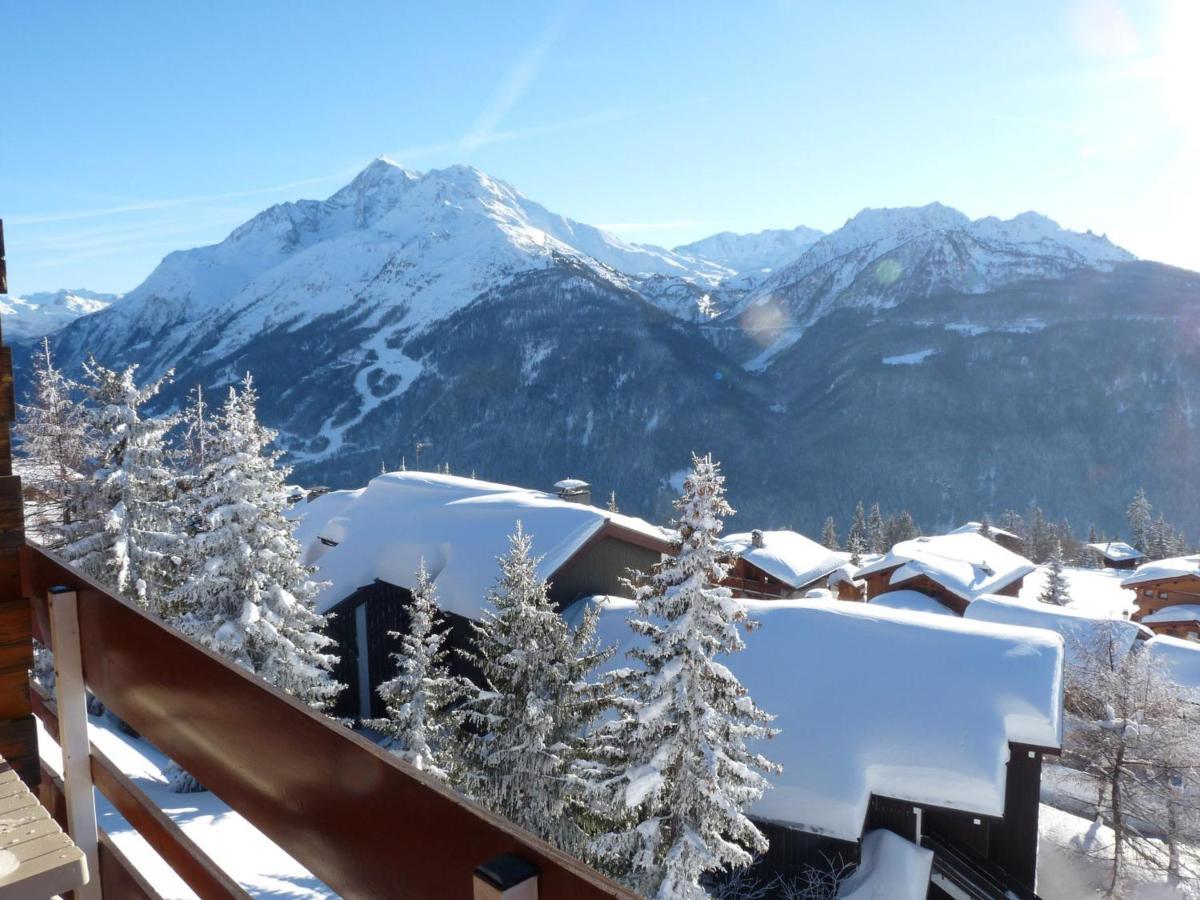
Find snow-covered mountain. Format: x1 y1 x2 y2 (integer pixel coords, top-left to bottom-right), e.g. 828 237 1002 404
27 159 1200 537
674 225 825 276
725 203 1135 367
0 288 118 341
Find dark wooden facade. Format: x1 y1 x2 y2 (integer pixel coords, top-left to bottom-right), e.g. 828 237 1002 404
326 525 669 721
722 557 801 600
748 742 1048 897
0 219 38 788
862 565 1023 615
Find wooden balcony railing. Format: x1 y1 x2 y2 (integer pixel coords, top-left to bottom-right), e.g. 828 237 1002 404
23 541 635 899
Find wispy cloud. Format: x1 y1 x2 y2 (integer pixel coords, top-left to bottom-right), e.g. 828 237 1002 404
598 220 714 233
457 0 580 153
6 168 359 227
391 108 627 163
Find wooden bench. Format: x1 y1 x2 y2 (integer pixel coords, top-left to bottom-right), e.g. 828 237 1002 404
0 760 89 899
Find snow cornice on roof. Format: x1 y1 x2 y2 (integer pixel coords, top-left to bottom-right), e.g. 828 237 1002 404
857 532 1036 603
1121 554 1200 588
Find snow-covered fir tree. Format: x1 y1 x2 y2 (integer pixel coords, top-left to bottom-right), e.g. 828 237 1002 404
979 515 993 539
370 559 460 780
884 510 919 547
820 516 839 550
589 453 779 899
169 375 341 710
1127 488 1153 555
59 358 182 613
1038 541 1069 605
15 338 93 548
179 384 218 477
865 502 885 554
846 501 867 564
455 522 614 854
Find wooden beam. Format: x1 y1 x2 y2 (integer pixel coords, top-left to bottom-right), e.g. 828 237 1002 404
48 587 101 900
0 219 7 295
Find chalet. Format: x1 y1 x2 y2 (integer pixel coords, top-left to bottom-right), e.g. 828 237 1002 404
572 596 1065 898
718 529 848 599
290 471 674 720
1086 540 1145 570
857 532 1036 615
1121 554 1200 641
949 521 1025 554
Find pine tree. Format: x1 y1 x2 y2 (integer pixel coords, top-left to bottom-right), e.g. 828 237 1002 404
15 338 93 548
846 501 867 564
820 516 839 550
1127 488 1152 555
370 560 460 780
1026 506 1056 563
979 515 993 539
59 358 181 613
884 510 919 547
179 384 216 477
170 375 341 710
1039 541 1069 605
456 523 614 854
589 454 778 898
608 491 619 513
865 503 886 554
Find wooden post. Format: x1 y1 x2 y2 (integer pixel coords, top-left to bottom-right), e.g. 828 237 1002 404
0 217 38 788
474 854 539 900
49 586 101 899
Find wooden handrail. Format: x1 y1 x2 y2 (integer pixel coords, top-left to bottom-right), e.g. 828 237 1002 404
23 542 634 899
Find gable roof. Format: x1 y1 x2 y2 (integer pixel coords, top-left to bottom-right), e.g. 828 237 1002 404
568 596 1064 842
949 521 1022 543
1121 554 1200 588
856 532 1036 603
1086 541 1144 563
289 471 671 618
1141 604 1200 625
720 530 847 589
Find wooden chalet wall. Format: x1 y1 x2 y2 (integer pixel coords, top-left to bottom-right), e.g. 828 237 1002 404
0 219 38 787
1131 576 1200 619
864 566 1024 614
547 530 664 610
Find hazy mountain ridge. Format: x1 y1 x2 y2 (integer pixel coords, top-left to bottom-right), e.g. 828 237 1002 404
0 288 119 341
23 159 1200 536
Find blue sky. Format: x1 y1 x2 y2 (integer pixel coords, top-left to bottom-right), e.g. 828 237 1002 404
2 0 1196 293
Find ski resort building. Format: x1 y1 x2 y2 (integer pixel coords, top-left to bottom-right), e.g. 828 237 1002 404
1122 554 1200 640
857 532 1037 614
571 596 1065 898
290 471 674 719
718 529 848 599
1086 540 1145 570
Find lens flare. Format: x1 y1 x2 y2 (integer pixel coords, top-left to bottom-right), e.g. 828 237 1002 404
739 296 791 348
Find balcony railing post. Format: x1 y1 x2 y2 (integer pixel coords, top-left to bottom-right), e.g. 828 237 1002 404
49 585 101 899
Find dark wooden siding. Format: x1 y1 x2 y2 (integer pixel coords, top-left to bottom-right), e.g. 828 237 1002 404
327 581 482 721
985 744 1043 890
750 819 858 886
548 537 662 610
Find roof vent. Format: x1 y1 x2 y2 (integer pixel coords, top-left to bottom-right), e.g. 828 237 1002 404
751 529 765 548
554 478 591 505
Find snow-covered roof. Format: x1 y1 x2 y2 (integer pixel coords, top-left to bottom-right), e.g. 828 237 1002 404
949 521 1022 542
1141 604 1200 625
838 829 932 900
1086 541 1143 563
1121 555 1200 587
291 472 671 618
719 530 846 589
569 596 1064 841
856 532 1036 602
553 478 589 491
869 589 958 617
964 594 1146 670
1144 636 1200 699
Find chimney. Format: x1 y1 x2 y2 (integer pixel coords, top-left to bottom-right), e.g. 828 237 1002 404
554 478 591 505
751 529 765 548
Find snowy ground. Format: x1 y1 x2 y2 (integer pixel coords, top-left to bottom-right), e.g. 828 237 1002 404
1020 564 1137 619
1039 803 1199 899
38 714 333 899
